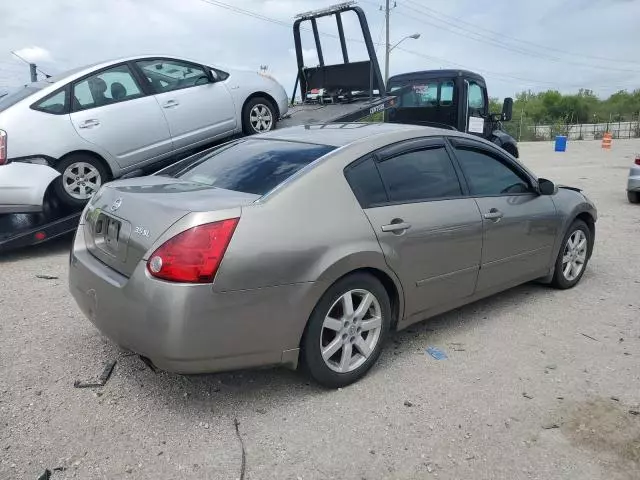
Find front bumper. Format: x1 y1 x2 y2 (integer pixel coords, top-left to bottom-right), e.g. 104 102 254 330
627 165 640 192
69 226 313 374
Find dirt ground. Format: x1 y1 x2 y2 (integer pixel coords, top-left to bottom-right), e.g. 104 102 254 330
1 139 639 480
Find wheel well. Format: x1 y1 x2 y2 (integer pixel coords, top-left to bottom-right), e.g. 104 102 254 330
243 92 280 118
575 212 596 257
349 267 401 329
57 150 112 179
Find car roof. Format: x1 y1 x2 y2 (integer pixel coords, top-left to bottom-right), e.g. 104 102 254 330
258 122 448 147
388 69 486 85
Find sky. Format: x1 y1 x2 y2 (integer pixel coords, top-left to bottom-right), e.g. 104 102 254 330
1 0 640 100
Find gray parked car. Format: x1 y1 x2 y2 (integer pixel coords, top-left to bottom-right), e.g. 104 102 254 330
0 55 288 209
69 123 597 387
627 156 640 203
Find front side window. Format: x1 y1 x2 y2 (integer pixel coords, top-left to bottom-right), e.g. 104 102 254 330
468 82 485 111
33 89 68 114
440 81 454 106
173 139 335 196
454 146 530 196
377 147 462 203
136 59 209 93
72 64 143 111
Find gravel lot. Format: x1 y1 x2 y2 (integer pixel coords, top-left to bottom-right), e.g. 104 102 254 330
1 139 639 480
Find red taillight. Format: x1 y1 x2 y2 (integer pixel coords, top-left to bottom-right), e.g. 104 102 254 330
635 155 640 166
147 218 239 283
0 130 7 165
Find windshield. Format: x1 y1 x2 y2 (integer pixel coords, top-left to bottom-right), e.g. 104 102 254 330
172 138 336 196
0 84 46 112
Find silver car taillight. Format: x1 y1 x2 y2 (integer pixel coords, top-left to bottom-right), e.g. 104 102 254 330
0 130 7 165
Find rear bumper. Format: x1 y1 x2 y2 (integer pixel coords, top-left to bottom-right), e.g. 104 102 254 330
628 165 640 192
69 226 313 374
0 162 60 213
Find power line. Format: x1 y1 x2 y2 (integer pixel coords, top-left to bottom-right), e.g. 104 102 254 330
191 0 637 91
391 1 640 74
10 51 51 79
402 0 640 66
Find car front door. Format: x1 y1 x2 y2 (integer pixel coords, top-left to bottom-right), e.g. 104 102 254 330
70 63 173 169
134 58 237 152
449 137 560 292
346 138 483 319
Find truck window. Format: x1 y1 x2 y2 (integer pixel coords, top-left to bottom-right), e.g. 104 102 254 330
468 82 485 111
440 81 454 106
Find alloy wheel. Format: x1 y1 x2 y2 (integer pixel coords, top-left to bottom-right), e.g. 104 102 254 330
62 162 102 200
249 104 273 132
320 289 383 373
561 229 588 281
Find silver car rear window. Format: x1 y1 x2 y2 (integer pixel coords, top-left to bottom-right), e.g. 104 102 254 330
172 138 335 196
0 85 45 112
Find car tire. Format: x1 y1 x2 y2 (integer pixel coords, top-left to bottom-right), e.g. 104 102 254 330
628 191 640 204
302 273 391 388
551 219 591 289
53 154 109 208
242 97 277 135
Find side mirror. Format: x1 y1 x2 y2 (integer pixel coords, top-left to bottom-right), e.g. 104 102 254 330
501 97 513 121
538 178 557 195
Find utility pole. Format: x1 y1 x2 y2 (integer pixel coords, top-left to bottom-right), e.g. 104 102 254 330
29 63 37 82
384 0 390 87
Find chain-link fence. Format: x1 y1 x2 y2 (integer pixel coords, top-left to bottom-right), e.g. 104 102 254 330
506 118 640 142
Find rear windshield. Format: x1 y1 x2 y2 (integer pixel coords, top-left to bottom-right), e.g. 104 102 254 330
171 138 335 195
0 85 45 112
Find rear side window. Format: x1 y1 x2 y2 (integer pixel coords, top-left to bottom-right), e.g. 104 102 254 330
377 147 462 203
345 158 388 208
174 139 335 195
32 89 68 114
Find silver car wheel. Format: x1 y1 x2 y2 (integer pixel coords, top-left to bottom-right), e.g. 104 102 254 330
561 229 588 281
62 162 102 200
249 104 273 132
320 289 383 374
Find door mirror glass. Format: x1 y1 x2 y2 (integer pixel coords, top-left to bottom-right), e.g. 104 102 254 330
538 178 556 195
502 97 513 121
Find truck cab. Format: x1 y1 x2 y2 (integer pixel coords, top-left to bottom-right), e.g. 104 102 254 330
385 70 518 157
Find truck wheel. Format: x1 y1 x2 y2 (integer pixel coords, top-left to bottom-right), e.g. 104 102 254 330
242 97 276 135
53 153 109 208
628 191 640 204
302 273 391 388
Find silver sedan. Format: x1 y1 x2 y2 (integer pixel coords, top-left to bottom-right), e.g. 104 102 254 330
69 123 597 387
627 155 640 203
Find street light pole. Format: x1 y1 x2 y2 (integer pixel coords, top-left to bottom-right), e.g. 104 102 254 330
385 33 421 85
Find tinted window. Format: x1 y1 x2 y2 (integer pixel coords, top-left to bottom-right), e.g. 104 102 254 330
33 89 67 114
174 139 335 195
377 147 462 202
455 147 530 196
345 158 388 207
136 59 209 93
73 64 143 111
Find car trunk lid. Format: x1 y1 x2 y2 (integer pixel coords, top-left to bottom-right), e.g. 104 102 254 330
82 176 259 277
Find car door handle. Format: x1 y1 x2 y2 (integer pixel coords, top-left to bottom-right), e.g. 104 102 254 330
78 119 100 129
381 222 412 233
162 100 179 108
483 209 504 221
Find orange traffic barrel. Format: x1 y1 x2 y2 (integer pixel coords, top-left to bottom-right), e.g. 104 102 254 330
601 132 612 149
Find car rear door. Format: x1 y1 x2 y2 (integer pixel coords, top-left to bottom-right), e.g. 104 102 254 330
69 63 173 169
134 58 237 152
448 137 559 292
345 137 483 319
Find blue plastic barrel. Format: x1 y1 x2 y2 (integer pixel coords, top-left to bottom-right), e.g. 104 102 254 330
554 135 567 152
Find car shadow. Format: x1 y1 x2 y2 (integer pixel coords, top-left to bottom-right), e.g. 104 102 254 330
105 281 551 417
